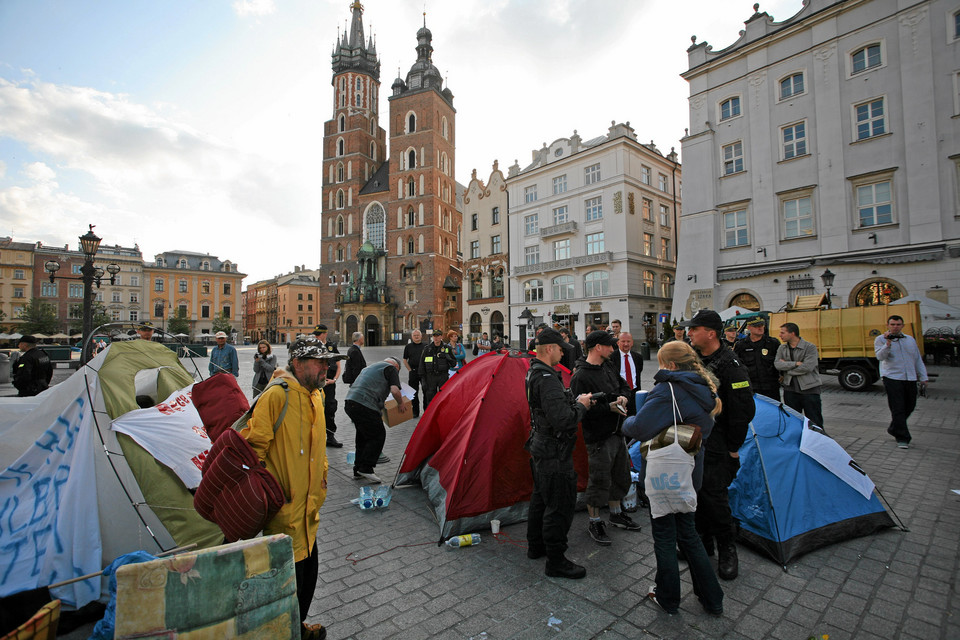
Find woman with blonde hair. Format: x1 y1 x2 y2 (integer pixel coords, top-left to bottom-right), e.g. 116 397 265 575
623 340 724 616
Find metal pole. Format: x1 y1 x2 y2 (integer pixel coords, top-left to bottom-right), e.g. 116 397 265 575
80 257 95 364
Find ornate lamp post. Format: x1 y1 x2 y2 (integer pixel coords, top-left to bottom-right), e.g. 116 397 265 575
820 268 836 309
45 225 120 363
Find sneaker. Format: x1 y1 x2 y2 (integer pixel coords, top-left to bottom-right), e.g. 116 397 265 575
353 469 382 484
326 432 343 448
545 557 586 579
609 512 642 531
897 441 909 449
647 587 677 615
377 453 391 464
588 520 612 546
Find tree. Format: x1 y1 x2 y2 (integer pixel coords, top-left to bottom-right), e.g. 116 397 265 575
212 312 233 335
68 302 111 335
167 308 190 336
19 298 60 335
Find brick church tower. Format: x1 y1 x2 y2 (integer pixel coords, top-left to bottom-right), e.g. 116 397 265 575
318 3 461 345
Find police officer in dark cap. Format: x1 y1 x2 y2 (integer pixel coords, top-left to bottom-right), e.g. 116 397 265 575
313 324 343 447
525 328 594 579
679 309 754 581
418 329 456 410
734 317 782 402
13 335 53 397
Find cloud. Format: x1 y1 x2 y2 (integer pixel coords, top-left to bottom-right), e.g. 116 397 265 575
233 0 276 17
23 161 56 183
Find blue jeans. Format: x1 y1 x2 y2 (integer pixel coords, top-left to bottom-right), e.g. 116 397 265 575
651 512 724 614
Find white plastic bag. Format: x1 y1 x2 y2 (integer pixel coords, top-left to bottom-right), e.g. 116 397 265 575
642 391 697 519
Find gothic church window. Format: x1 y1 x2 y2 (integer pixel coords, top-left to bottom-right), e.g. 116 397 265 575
365 203 386 249
408 112 416 133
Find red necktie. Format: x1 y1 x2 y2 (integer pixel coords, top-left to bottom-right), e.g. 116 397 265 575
624 353 633 388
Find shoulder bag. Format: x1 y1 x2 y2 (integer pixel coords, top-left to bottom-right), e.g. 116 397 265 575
642 383 699 518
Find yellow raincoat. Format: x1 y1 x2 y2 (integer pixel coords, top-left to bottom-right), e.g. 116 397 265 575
240 371 328 562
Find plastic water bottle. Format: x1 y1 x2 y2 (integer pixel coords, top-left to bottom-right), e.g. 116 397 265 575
346 451 356 464
445 533 481 548
359 486 375 510
374 485 392 508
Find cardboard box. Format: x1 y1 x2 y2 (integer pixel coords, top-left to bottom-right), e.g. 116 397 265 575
382 397 413 427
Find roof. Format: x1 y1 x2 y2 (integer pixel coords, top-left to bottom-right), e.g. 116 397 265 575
360 161 390 194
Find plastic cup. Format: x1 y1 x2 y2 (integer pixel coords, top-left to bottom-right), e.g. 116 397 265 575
490 519 501 534
346 451 356 464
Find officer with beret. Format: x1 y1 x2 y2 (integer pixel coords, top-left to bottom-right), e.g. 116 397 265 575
679 310 755 581
13 335 53 397
417 329 456 410
734 317 782 402
525 328 594 579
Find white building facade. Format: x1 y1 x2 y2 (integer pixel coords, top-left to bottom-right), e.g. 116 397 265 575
507 122 681 347
673 0 960 319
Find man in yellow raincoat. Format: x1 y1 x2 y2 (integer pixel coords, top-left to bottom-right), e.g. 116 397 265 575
241 336 346 640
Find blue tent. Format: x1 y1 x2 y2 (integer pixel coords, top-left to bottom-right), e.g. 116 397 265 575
729 395 896 566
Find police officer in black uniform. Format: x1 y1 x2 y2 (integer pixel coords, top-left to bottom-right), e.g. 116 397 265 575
734 317 782 402
13 335 53 397
525 328 594 579
417 329 456 410
679 310 755 581
313 324 343 448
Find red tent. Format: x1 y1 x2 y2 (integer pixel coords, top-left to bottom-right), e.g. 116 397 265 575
395 351 589 540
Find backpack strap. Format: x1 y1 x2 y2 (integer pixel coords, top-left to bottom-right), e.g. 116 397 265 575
244 379 290 434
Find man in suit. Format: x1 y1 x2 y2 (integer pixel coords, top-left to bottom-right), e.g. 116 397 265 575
615 332 644 416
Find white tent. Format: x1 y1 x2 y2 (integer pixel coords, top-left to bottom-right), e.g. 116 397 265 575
891 295 960 330
719 306 752 321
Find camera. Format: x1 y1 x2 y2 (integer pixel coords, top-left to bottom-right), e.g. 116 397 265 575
590 391 609 405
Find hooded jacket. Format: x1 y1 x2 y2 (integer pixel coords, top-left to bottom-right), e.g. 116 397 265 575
623 369 717 489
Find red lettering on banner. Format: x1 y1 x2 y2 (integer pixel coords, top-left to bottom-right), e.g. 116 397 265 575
192 450 209 470
192 425 209 440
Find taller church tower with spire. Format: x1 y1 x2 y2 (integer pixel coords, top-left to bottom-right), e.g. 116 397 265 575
319 3 460 345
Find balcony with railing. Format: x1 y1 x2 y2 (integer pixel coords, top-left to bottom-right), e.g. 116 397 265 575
540 221 579 239
513 251 613 276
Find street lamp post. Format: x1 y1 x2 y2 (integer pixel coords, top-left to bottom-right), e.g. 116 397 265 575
45 225 119 364
820 268 836 309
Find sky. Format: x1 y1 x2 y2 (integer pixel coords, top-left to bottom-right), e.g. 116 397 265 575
0 0 802 286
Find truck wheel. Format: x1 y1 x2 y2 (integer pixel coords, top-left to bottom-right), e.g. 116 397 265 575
839 365 872 392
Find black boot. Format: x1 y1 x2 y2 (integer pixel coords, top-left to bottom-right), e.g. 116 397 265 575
717 542 739 580
326 431 343 448
545 556 586 579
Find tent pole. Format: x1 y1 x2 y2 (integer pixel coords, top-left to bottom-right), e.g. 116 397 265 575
872 484 909 532
750 415 789 570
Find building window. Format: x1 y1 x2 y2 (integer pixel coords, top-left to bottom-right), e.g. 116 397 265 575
851 43 882 74
659 204 670 227
470 272 483 300
201 281 210 294
470 240 480 259
553 175 567 194
491 269 504 298
524 214 539 236
553 205 568 225
524 245 540 266
112 292 121 303
408 113 416 133
584 271 609 297
407 179 416 197
222 306 231 319
13 269 24 279
131 276 138 286
554 239 571 260
658 174 669 193
178 258 187 269
783 196 815 238
855 280 903 306
179 279 187 293
782 122 807 159
643 271 655 296
337 189 345 209
643 233 653 256
407 237 415 254
642 198 653 221
13 287 24 298
722 141 744 175
336 215 345 236
470 213 478 231
365 203 386 249
408 149 416 170
154 301 164 317
69 283 83 298
524 185 538 203
41 282 57 296
586 232 604 255
585 196 603 221
854 98 885 140
524 279 543 302
129 310 139 322
856 181 893 227
584 164 601 185
723 210 749 248
640 165 651 185
130 292 139 303
661 274 674 298
336 245 344 262
660 238 672 260
779 72 805 99
552 275 574 300
491 235 501 254
720 96 741 121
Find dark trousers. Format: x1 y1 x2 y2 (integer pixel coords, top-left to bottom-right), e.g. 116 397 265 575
883 377 918 443
421 373 446 410
408 372 422 417
344 400 385 471
294 544 319 623
651 512 724 614
755 388 781 402
695 450 739 546
526 457 577 561
782 389 824 428
323 381 338 433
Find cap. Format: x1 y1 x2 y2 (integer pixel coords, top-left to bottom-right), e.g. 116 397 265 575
432 329 443 336
214 331 228 339
746 317 766 327
678 310 724 335
313 324 328 334
536 327 572 351
289 336 347 361
585 330 618 349
19 335 37 344
725 325 738 332
137 321 155 331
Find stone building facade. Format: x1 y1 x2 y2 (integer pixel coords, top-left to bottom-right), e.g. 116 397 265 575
463 162 509 342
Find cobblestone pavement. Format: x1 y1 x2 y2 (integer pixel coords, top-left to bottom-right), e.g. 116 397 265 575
8 344 959 639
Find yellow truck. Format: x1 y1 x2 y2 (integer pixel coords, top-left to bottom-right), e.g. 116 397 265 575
729 301 923 392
